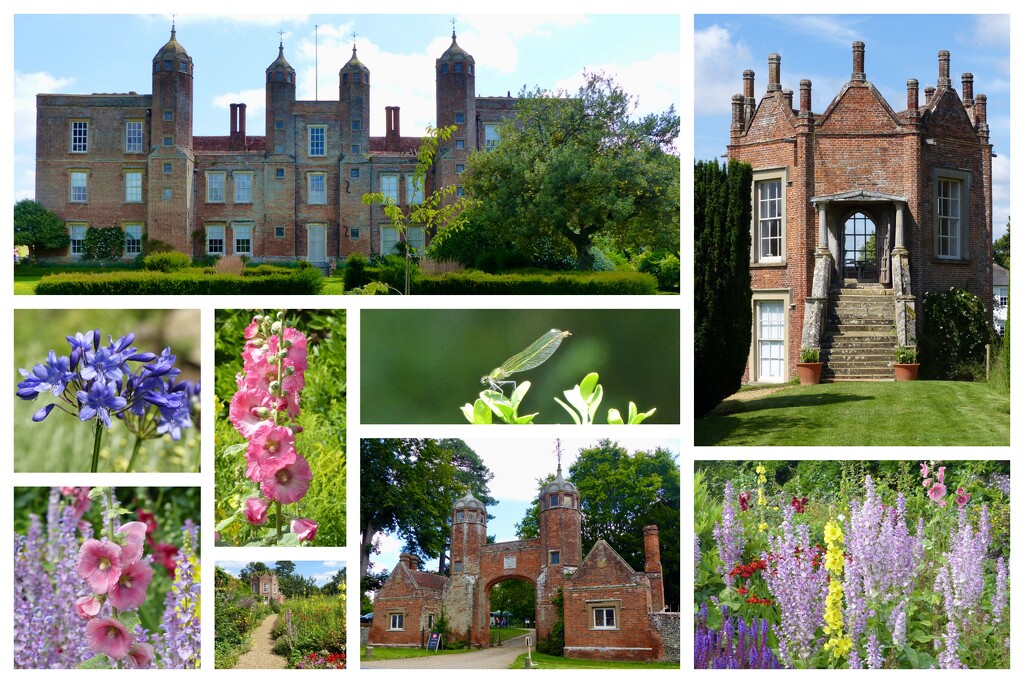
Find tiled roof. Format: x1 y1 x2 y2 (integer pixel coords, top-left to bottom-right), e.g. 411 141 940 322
368 136 424 154
193 136 267 152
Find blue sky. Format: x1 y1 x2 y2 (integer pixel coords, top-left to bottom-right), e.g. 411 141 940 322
218 560 345 587
694 14 1011 239
12 12 680 202
370 438 680 575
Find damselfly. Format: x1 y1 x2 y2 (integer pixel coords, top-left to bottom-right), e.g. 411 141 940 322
481 329 571 394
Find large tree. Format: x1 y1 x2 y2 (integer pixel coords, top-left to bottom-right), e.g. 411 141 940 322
463 73 680 270
993 221 1010 270
514 440 681 609
694 159 753 415
13 199 68 258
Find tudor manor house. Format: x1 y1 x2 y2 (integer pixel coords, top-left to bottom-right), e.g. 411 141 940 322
729 42 994 382
34 26 516 264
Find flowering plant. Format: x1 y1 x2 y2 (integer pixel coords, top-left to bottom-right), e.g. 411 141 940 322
220 313 317 546
16 330 198 472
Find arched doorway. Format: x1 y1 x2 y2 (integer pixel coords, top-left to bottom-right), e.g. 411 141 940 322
842 212 879 281
484 576 537 647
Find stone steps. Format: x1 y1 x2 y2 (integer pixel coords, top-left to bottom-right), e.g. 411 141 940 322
821 282 896 381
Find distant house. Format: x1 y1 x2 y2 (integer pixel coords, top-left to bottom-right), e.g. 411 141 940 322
250 571 286 605
993 263 1009 335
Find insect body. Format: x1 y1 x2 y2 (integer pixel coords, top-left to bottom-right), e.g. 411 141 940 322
482 329 571 394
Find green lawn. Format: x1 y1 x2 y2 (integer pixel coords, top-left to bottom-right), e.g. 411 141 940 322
360 646 472 660
509 652 679 669
696 381 1010 446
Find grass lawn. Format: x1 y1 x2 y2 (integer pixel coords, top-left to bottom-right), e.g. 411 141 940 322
509 652 679 669
13 275 40 294
360 646 472 660
696 381 1010 446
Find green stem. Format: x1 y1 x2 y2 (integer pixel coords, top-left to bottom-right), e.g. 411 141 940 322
125 436 144 473
90 421 104 473
276 501 283 540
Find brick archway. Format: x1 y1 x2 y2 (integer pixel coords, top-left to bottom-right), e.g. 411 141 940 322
482 574 537 645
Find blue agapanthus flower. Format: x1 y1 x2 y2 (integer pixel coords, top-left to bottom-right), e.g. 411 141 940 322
17 350 75 398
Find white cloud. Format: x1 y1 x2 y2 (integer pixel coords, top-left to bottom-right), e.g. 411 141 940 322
145 14 311 28
973 15 1011 48
992 152 1010 234
212 88 267 134
459 15 589 73
552 52 680 119
694 24 751 116
778 15 862 47
14 71 74 144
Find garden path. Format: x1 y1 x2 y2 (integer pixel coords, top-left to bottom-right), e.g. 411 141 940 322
361 629 536 669
234 613 287 669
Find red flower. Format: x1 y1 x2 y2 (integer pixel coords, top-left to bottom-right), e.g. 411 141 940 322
135 508 158 539
737 586 749 595
738 491 751 511
790 496 807 513
152 542 178 575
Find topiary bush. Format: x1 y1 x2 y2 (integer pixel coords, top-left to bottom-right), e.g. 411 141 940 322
143 251 192 272
82 226 125 262
920 287 992 379
343 253 370 290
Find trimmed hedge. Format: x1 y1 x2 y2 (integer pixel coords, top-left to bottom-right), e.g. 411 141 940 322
35 268 323 295
143 251 192 272
411 270 658 295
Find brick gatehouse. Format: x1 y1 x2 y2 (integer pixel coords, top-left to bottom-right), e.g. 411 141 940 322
368 464 679 662
729 42 993 382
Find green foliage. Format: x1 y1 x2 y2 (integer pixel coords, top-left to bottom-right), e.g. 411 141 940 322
694 159 753 415
490 579 536 625
895 345 917 364
13 199 68 256
463 73 680 270
214 567 273 669
635 250 681 291
536 589 565 656
992 222 1009 269
143 251 192 272
344 253 369 289
590 247 615 271
35 268 323 295
920 287 991 379
800 348 820 363
412 270 658 295
81 226 124 262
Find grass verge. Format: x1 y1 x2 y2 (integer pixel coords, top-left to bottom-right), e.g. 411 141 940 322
509 652 679 669
360 646 472 660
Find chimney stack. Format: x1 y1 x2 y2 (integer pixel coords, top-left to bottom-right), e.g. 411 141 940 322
743 70 755 123
924 85 936 102
961 73 974 106
239 103 247 140
731 94 744 131
230 103 238 135
643 525 665 612
976 93 987 125
799 79 812 117
782 89 793 111
852 41 866 82
907 79 919 110
767 53 781 92
938 50 951 88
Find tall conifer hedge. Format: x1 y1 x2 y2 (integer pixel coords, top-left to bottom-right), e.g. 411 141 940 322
694 159 753 415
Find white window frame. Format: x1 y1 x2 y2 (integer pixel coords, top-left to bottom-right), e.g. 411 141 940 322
125 120 143 153
381 226 400 255
124 223 143 257
484 123 501 151
71 120 89 153
124 170 143 203
308 125 326 157
591 604 618 630
308 172 327 205
389 613 404 631
751 168 787 265
206 172 225 203
933 168 970 260
381 174 399 204
69 223 87 257
69 171 88 203
233 223 253 256
750 290 791 384
206 224 225 255
234 172 253 204
407 175 424 205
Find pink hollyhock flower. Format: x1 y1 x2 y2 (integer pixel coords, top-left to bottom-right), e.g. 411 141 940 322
153 542 178 575
240 353 280 393
126 642 155 668
244 316 261 339
920 462 930 479
229 388 274 438
107 559 154 610
923 478 932 489
75 595 103 619
277 327 309 373
86 617 135 660
77 538 124 594
936 466 946 484
291 518 318 543
956 487 971 508
244 497 270 525
118 521 148 564
928 482 948 506
247 423 297 471
260 454 313 504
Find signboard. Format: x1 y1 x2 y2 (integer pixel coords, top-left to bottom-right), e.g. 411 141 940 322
503 556 516 569
427 632 441 652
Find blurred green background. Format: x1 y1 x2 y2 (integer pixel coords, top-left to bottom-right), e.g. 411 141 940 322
13 309 201 472
361 309 679 423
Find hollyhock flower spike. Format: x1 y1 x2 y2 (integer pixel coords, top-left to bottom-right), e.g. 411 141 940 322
76 538 124 594
928 482 948 506
86 617 135 660
956 487 970 508
107 559 154 610
291 518 318 543
261 454 313 504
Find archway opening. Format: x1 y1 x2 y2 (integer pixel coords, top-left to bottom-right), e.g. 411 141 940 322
485 577 537 647
842 212 879 282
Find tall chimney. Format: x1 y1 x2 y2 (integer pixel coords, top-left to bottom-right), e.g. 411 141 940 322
976 94 987 125
643 525 665 612
731 94 744 131
961 73 974 106
239 103 247 139
799 79 812 117
782 89 793 111
938 50 951 88
852 41 866 82
767 53 781 92
907 79 919 110
230 103 238 135
743 69 755 123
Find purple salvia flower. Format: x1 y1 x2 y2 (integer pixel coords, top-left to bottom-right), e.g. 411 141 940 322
712 481 743 587
888 600 907 649
992 556 1007 623
155 527 201 668
865 632 883 669
694 603 780 669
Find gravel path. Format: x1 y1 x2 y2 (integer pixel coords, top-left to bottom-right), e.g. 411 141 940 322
362 630 536 669
234 614 288 669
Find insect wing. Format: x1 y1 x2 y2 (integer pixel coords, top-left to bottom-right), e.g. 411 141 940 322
499 329 569 375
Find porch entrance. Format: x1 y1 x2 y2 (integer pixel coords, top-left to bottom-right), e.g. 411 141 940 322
842 212 879 282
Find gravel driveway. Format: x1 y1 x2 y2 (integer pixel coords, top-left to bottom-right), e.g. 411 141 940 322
361 630 536 669
234 614 288 669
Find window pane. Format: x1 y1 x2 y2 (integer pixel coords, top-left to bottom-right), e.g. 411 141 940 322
207 174 224 202
125 172 142 202
937 179 961 258
126 121 143 153
309 126 325 156
234 224 252 254
407 176 424 204
124 224 142 255
758 180 783 259
381 227 399 255
71 121 88 152
207 226 225 254
309 174 326 204
235 174 252 203
381 175 398 203
485 124 501 151
70 172 88 202
70 225 87 255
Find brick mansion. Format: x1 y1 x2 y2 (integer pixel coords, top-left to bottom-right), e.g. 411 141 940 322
34 25 517 263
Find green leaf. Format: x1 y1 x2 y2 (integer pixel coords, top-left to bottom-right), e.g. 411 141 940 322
79 655 111 669
510 381 531 406
579 372 600 398
278 532 300 547
554 396 581 424
223 443 247 458
472 399 492 424
607 408 624 424
119 612 141 632
215 514 238 532
629 405 657 424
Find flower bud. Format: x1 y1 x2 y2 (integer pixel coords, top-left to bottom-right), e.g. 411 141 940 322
284 365 295 376
281 338 293 349
271 321 283 334
269 380 282 394
254 407 271 420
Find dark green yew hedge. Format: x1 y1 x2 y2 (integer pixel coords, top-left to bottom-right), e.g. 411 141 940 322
35 268 323 295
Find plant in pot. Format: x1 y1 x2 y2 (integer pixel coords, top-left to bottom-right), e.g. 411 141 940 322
796 347 823 385
894 345 920 381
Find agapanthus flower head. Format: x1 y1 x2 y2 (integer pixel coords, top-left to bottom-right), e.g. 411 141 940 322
76 538 124 594
86 617 135 660
260 454 313 504
291 518 318 543
80 345 127 384
17 350 75 399
77 380 128 428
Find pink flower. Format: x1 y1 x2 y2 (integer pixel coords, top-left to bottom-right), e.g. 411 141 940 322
86 617 135 660
76 538 124 594
63 487 93 519
244 497 270 525
229 388 274 438
260 454 313 504
244 316 262 339
936 466 946 484
277 327 309 373
923 478 932 489
928 482 948 506
107 559 154 611
126 642 155 668
920 462 930 479
291 518 318 543
75 595 103 619
247 423 297 472
956 487 971 508
118 521 148 564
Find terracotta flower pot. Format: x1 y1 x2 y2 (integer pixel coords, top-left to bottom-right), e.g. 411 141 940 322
894 363 920 381
796 362 823 385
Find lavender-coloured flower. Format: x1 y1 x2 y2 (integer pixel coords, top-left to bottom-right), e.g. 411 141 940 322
694 603 780 669
992 556 1007 623
77 380 128 428
155 527 201 668
17 350 76 399
712 481 744 588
